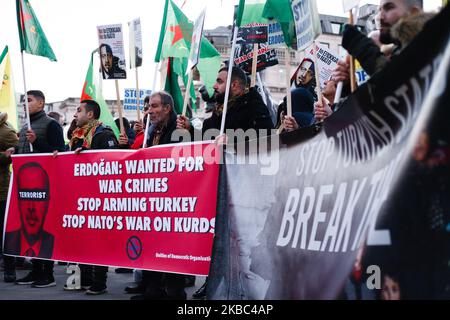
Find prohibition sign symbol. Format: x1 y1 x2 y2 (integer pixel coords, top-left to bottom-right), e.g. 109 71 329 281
126 236 142 260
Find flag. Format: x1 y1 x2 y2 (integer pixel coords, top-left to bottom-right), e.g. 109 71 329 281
0 46 19 130
81 50 119 138
262 0 297 48
16 0 57 61
236 0 268 27
164 57 186 115
155 0 221 102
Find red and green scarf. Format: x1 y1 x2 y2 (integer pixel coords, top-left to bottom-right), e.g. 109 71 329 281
69 120 101 149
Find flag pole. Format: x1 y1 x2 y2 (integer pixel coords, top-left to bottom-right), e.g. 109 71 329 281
182 70 194 116
20 51 33 152
115 79 125 134
348 9 357 92
220 26 239 136
135 67 141 122
143 62 159 148
285 47 292 117
250 43 259 87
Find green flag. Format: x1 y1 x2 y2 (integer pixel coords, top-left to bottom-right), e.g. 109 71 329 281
164 57 185 115
155 0 221 101
262 0 297 48
236 0 268 27
81 50 119 138
16 0 57 61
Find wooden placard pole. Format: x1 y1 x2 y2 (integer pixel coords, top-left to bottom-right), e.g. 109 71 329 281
250 43 259 88
285 47 292 117
115 79 125 134
349 10 358 92
135 67 141 122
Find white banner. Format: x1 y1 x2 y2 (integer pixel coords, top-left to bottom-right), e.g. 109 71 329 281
123 88 152 110
291 0 322 52
128 18 143 69
187 8 206 73
342 0 360 12
268 21 286 49
97 24 127 79
305 42 339 89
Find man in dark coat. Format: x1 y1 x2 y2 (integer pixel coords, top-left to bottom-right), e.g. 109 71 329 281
176 66 274 140
64 99 119 295
8 90 65 289
131 91 187 300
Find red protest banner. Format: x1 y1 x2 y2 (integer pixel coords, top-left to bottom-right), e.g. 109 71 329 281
4 142 220 276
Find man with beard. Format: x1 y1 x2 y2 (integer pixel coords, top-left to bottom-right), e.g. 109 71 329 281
176 66 274 140
176 66 273 299
332 0 423 83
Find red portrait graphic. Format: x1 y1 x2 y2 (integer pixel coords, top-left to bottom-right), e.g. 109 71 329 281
4 162 54 259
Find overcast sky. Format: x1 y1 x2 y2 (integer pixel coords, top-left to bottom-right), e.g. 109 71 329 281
0 0 442 102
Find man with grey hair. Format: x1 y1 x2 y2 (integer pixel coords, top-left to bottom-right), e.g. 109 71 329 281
130 90 187 300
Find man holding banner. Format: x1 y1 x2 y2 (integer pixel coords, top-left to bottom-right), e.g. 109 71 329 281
64 99 119 295
8 90 65 288
132 91 187 300
177 66 274 139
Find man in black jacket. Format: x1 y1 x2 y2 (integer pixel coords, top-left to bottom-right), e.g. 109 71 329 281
176 67 274 299
177 66 274 140
64 99 118 295
10 90 65 289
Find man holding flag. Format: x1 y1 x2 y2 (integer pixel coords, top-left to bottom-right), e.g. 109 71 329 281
6 90 65 288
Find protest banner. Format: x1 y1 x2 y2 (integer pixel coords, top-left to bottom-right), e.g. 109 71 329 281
129 18 143 69
123 88 152 111
4 142 220 276
183 8 206 117
305 42 340 90
291 0 322 103
237 24 269 45
291 0 321 52
129 18 143 121
97 24 127 80
234 43 278 74
268 21 286 49
207 5 450 299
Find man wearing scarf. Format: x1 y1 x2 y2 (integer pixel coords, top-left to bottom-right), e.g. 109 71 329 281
66 99 118 295
130 91 186 300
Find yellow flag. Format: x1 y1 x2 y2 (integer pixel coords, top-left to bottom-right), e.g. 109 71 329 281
0 46 18 130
